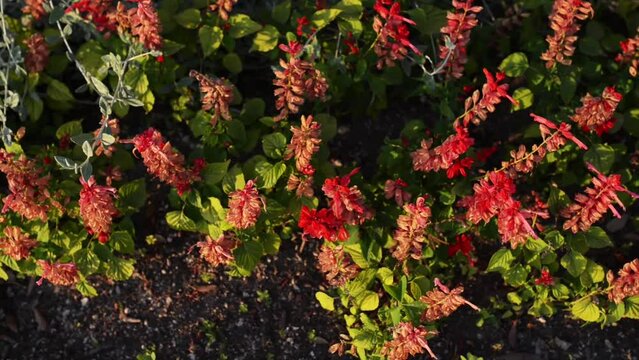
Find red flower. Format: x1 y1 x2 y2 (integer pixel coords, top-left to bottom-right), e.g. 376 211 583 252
79 176 118 244
227 180 263 230
496 199 537 249
296 16 311 37
460 69 516 127
279 40 303 56
299 206 349 242
344 32 360 55
36 261 79 287
392 197 432 262
446 157 474 179
372 0 421 69
22 0 47 20
439 0 483 79
531 113 588 151
535 268 554 286
0 226 38 261
322 168 372 225
607 259 639 303
68 0 119 33
616 33 639 77
476 145 498 162
459 171 516 224
384 178 412 206
448 234 475 266
570 87 622 136
412 126 474 173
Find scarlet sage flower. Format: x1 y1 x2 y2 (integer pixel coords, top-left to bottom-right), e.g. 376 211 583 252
79 176 118 244
286 173 314 198
0 226 37 261
412 126 475 173
381 322 438 360
561 163 639 233
540 0 594 68
196 233 238 267
448 234 475 266
607 259 639 304
459 171 516 224
322 168 372 225
36 261 79 287
616 33 639 77
93 118 120 157
128 0 163 50
496 199 538 249
476 145 498 162
446 157 474 179
227 180 264 230
316 244 360 287
298 206 349 242
439 0 483 79
420 278 479 322
570 87 622 136
273 56 328 121
535 268 555 286
284 115 322 173
460 69 517 127
384 178 411 206
24 33 49 74
296 16 311 37
344 32 360 55
68 0 119 33
372 0 421 69
531 113 588 151
22 0 47 20
392 196 432 262
210 0 238 21
190 70 234 126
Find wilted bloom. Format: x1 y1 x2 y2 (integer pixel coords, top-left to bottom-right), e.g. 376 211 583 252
284 115 322 173
562 163 639 233
287 173 314 198
607 259 639 303
616 32 639 77
94 118 121 157
22 0 47 20
36 261 79 287
190 70 234 126
316 244 359 286
299 206 349 242
372 0 421 69
535 268 555 286
128 0 163 50
322 168 372 225
227 180 263 230
392 196 432 262
420 278 479 322
570 87 622 136
496 199 537 249
25 33 49 74
0 226 37 261
412 126 474 173
100 165 123 186
79 176 118 244
459 171 516 224
460 69 517 127
196 233 238 267
540 0 594 68
448 234 475 266
384 178 411 206
273 56 328 121
439 0 483 79
210 0 238 21
380 322 438 360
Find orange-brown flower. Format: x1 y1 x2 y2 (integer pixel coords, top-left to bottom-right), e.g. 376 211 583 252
128 0 163 50
540 0 594 68
36 261 79 287
284 115 321 173
22 0 47 20
570 87 622 136
79 176 118 244
0 226 37 261
420 278 479 322
209 0 238 21
190 70 234 126
316 244 359 287
273 57 328 121
94 118 120 157
196 233 238 267
439 0 483 79
460 69 516 127
227 180 263 230
411 126 474 173
286 173 314 198
607 259 639 304
392 196 432 262
381 322 438 360
384 178 411 206
25 33 49 74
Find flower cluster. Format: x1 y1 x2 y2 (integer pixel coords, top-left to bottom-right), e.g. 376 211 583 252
384 178 411 206
68 0 119 33
316 244 360 286
299 206 349 242
322 168 372 226
535 268 555 286
25 33 49 74
273 55 328 121
0 150 62 222
616 31 639 77
420 278 479 322
209 0 238 21
607 259 639 304
79 176 119 244
190 70 234 126
227 180 263 230
126 0 163 50
372 0 421 69
562 163 639 233
392 197 432 262
540 0 594 68
196 233 238 267
296 16 311 37
439 0 483 79
380 322 438 360
459 69 516 127
36 261 80 287
448 234 475 266
22 0 47 20
287 174 314 198
411 126 474 174
0 226 37 261
284 115 321 174
94 118 121 157
570 87 622 136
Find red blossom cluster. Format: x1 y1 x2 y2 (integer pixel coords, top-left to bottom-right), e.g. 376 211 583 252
616 32 639 77
127 0 163 50
209 0 238 21
380 322 438 360
384 178 411 206
68 0 119 33
540 0 594 68
439 0 483 79
227 180 263 230
411 126 474 174
79 176 118 244
448 234 475 266
535 268 554 286
0 150 62 222
459 69 517 127
322 168 372 226
561 163 639 233
0 226 37 261
196 233 238 267
190 70 234 126
22 0 47 20
607 259 639 304
25 33 49 74
344 32 360 55
131 128 199 195
296 16 311 37
420 278 479 322
570 87 622 136
392 196 432 262
316 244 360 286
299 206 349 242
372 0 421 69
36 261 79 287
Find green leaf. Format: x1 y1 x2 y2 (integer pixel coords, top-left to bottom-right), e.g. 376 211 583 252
106 257 135 281
560 73 577 104
233 241 263 276
499 52 529 77
174 8 201 29
240 98 266 123
251 25 280 52
76 281 98 297
262 232 281 255
486 248 515 273
56 120 83 139
571 296 601 322
315 113 337 141
74 249 100 275
316 291 335 311
525 237 549 252
584 227 613 248
47 79 75 102
110 231 134 254
118 178 147 212
405 6 446 35
256 161 286 189
311 9 342 30
229 14 262 38
0 266 7 281
580 260 605 286
583 144 615 174
359 291 379 311
512 87 534 111
376 267 394 285
165 211 197 232
272 0 291 24
199 25 223 57
624 296 639 319
222 166 245 193
561 251 588 277
222 53 242 74
25 92 43 121
262 133 287 159
202 161 230 185
504 264 529 287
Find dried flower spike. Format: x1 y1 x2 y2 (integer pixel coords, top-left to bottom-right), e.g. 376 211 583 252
460 69 516 127
616 31 639 77
372 0 421 69
36 261 80 287
273 57 328 121
0 226 37 261
128 0 163 50
570 87 622 136
607 259 639 304
412 126 474 173
420 278 479 322
392 196 432 262
322 168 372 225
79 176 118 244
196 233 238 267
25 33 49 74
316 244 360 287
439 0 483 79
190 70 234 126
227 180 263 230
22 0 47 20
381 322 438 360
284 115 322 173
540 0 594 68
210 0 238 21
384 178 411 206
